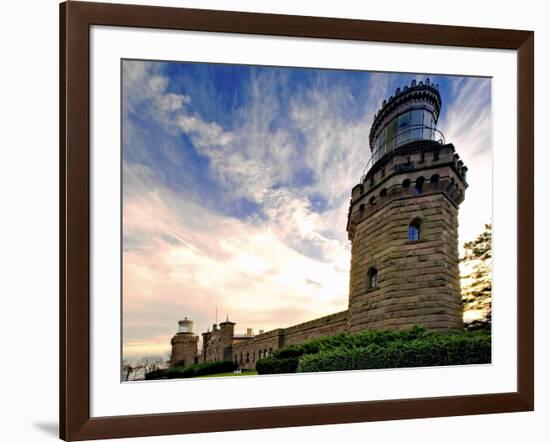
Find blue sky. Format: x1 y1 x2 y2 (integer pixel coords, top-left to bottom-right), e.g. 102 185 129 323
122 60 492 360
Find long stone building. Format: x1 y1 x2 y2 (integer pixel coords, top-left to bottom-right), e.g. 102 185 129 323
170 78 468 370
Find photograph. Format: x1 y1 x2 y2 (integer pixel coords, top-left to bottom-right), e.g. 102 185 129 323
121 60 493 382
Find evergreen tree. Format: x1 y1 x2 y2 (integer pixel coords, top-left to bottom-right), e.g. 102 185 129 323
460 223 492 330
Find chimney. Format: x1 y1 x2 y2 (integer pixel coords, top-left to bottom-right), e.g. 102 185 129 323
259 329 264 334
246 328 253 337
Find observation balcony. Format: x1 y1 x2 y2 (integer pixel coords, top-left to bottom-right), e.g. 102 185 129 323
361 123 446 182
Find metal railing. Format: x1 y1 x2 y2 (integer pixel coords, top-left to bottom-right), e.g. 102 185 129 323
361 124 445 182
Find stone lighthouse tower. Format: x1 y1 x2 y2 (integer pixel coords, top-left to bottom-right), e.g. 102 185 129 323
170 317 199 368
346 79 468 333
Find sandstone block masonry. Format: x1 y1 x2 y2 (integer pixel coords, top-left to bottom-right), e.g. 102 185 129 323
232 311 348 370
347 142 467 333
169 332 199 368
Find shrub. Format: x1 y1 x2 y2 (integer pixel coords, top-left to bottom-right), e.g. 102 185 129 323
257 327 432 375
271 326 428 360
144 368 169 380
256 356 299 375
191 360 236 377
145 360 236 380
296 329 491 373
255 327 491 375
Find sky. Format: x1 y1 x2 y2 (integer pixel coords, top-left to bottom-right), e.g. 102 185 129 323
122 60 492 362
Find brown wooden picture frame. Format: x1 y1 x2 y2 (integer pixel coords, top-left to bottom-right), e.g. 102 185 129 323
60 1 534 440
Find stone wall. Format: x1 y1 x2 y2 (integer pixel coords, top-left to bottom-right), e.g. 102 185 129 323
233 329 283 370
283 310 348 346
232 310 348 370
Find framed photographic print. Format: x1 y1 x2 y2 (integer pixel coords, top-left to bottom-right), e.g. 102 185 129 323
60 1 534 440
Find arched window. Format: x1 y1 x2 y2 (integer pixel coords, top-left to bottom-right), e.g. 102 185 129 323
368 267 378 289
380 188 387 198
430 173 440 184
369 196 376 205
408 220 421 241
246 353 250 363
402 178 411 188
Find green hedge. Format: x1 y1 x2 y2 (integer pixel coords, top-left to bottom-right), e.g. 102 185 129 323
145 368 169 380
145 360 236 380
297 330 491 373
256 327 429 374
255 327 491 375
256 356 299 375
273 326 428 359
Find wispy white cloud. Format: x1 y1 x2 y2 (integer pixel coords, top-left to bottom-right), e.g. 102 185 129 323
123 163 348 360
438 76 492 242
123 61 191 130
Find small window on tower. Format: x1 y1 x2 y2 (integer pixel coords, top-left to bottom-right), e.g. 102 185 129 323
368 268 378 289
408 220 421 241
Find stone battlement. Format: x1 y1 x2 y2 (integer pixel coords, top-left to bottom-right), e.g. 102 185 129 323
348 142 468 241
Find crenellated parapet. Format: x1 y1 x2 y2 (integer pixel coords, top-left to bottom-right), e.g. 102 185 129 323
348 141 468 241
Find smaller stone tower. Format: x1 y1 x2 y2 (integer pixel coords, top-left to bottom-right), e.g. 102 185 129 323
218 319 236 361
170 317 199 368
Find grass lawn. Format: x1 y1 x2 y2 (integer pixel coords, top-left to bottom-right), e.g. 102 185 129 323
195 370 258 378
